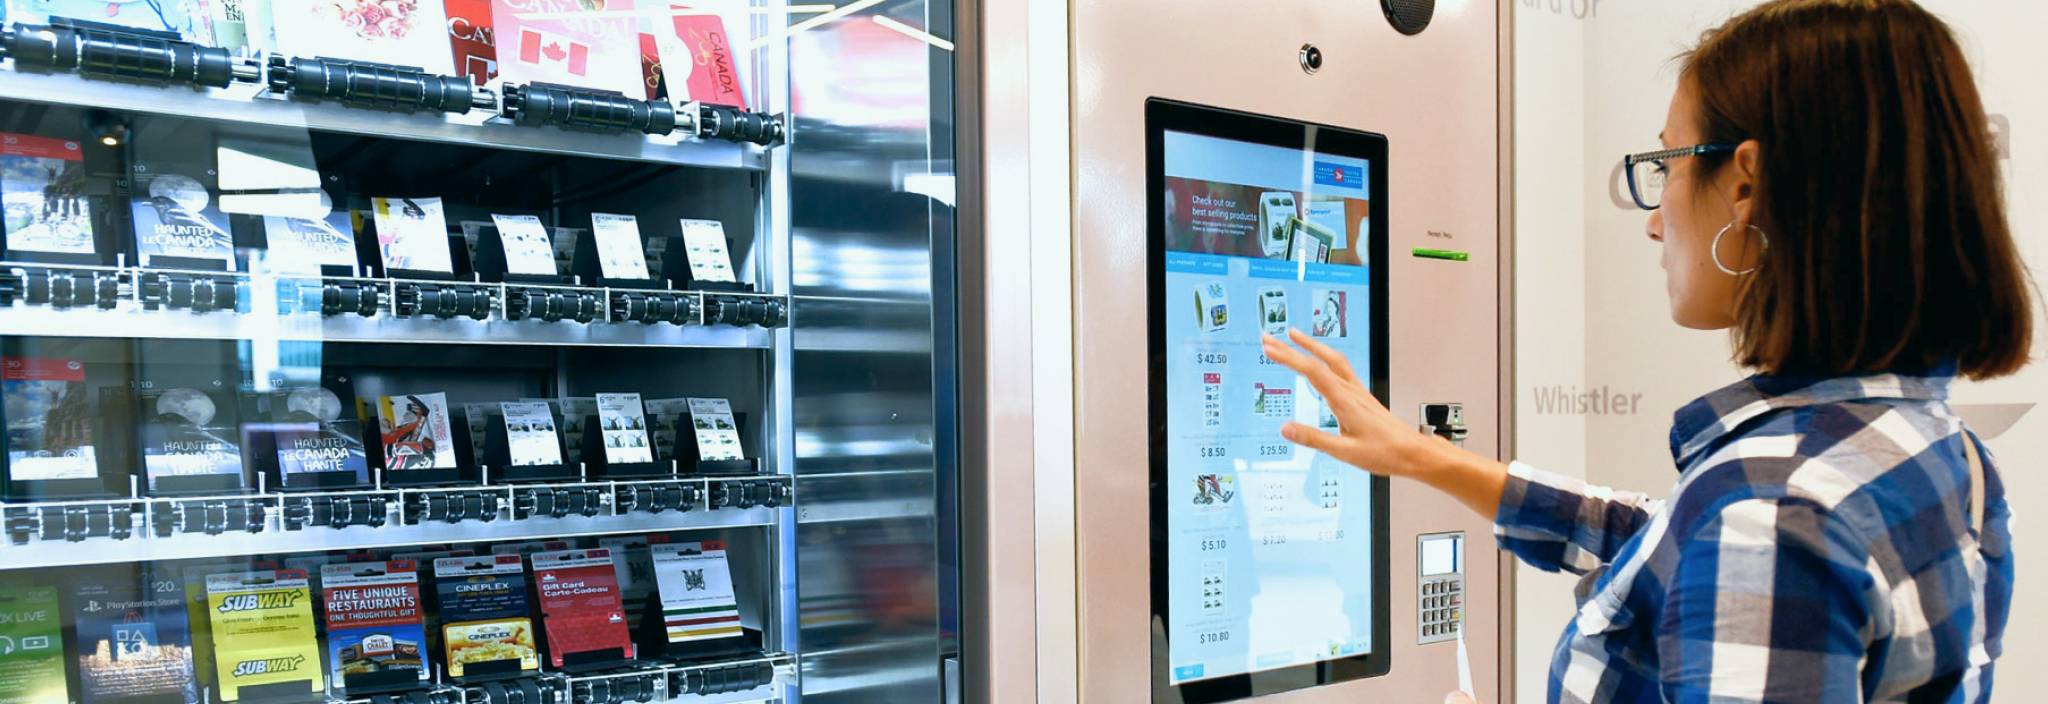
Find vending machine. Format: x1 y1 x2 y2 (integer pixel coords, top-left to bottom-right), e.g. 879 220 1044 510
0 0 955 702
960 0 1509 700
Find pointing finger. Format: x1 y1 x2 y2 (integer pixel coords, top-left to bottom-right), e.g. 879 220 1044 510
1288 327 1359 384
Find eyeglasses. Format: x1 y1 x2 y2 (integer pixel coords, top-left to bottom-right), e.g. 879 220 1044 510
1622 143 1737 210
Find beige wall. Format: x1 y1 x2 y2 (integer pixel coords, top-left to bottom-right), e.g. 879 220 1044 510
1510 1 2048 701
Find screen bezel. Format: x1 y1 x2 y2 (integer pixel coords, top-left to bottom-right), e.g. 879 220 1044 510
1147 97 1393 702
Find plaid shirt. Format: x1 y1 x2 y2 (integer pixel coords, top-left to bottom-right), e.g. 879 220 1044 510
1496 366 2011 703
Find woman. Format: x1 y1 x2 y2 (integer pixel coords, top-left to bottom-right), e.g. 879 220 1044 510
1266 1 2030 701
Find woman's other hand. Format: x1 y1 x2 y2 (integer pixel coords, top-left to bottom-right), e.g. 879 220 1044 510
1262 328 1510 520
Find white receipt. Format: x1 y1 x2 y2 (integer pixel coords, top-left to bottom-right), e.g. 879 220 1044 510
1457 629 1474 698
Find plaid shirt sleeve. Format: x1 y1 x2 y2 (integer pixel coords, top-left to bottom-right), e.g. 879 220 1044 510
1657 495 1879 703
1493 461 1665 575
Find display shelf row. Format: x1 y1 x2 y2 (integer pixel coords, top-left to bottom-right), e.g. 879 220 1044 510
0 474 790 566
0 17 781 156
342 653 787 704
0 262 786 345
0 529 784 704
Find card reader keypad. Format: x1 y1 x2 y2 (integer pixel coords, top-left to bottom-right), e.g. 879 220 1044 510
1419 576 1464 642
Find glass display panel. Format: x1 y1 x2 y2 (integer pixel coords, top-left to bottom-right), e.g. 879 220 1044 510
0 0 958 696
1148 98 1392 702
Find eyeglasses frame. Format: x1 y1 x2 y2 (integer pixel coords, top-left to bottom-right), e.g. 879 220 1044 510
1622 143 1739 210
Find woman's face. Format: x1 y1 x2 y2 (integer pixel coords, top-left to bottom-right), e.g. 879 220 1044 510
1648 80 1761 330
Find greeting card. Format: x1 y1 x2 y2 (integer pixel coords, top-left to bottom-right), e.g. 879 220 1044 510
490 0 644 97
271 0 456 75
656 13 748 108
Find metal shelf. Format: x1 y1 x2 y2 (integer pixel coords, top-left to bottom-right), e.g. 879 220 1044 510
0 475 792 569
0 69 766 170
331 652 793 704
0 263 784 348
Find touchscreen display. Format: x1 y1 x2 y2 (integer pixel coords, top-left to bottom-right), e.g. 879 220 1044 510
1160 128 1378 685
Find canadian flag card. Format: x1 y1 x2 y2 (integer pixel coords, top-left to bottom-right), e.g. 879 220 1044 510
490 0 645 97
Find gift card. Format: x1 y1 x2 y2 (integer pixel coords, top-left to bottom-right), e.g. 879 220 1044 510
321 561 427 686
531 548 635 665
650 541 741 645
590 213 651 280
596 393 653 464
370 197 453 274
205 571 323 700
490 214 557 276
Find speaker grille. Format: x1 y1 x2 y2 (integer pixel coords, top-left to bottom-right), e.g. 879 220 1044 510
1381 0 1436 35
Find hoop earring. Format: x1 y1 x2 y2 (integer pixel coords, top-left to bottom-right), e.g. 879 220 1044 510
1712 222 1768 275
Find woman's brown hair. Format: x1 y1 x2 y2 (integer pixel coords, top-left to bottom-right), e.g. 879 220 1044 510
1684 0 2033 379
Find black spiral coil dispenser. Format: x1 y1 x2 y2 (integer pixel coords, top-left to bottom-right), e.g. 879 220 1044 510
0 18 259 88
267 55 496 114
694 102 783 146
501 82 679 135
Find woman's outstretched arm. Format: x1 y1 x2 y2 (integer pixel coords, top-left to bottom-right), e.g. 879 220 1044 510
1263 329 1661 574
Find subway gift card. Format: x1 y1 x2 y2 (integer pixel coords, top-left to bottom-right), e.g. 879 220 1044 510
531 548 635 667
434 555 538 678
205 571 323 701
321 561 428 688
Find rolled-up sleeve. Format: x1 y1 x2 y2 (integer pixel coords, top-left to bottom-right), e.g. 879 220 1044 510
1493 461 1665 575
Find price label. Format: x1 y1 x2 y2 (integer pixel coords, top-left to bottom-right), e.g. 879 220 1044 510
1198 446 1227 459
1260 533 1288 546
1199 537 1228 551
1198 630 1232 644
1257 444 1291 457
1194 351 1230 365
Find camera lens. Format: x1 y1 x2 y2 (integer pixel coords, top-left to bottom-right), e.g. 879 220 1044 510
1300 44 1324 73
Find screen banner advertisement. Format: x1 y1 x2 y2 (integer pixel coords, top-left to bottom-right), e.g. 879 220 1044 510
1150 101 1388 695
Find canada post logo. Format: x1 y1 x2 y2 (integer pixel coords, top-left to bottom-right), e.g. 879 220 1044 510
1314 161 1361 190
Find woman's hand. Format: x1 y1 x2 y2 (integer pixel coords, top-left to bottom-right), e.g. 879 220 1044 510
1262 328 1511 521
1260 329 1431 477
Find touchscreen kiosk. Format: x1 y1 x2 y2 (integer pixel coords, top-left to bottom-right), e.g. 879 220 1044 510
1148 98 1391 701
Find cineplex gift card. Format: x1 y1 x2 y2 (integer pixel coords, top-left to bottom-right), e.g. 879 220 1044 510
532 548 635 666
434 555 540 678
